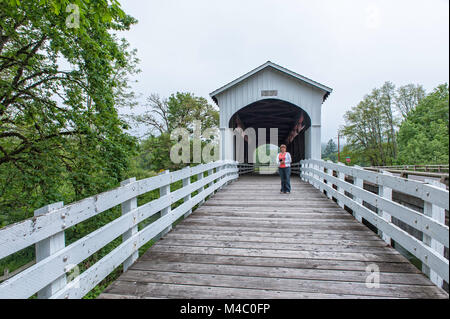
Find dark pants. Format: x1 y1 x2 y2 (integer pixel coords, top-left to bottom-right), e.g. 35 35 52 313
279 167 291 193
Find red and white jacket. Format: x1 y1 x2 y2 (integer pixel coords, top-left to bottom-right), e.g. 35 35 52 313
277 152 292 168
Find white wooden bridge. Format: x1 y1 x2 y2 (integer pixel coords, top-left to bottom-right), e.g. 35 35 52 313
0 62 448 299
0 160 448 299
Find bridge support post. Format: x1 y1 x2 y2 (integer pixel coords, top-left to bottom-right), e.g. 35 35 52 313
353 166 364 223
183 168 192 218
159 170 172 236
378 171 393 245
34 202 66 299
120 178 139 271
423 179 446 288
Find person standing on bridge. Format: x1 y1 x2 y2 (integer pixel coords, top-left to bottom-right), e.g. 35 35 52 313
277 145 292 194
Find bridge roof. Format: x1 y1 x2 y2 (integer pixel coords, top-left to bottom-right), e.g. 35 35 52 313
210 61 333 104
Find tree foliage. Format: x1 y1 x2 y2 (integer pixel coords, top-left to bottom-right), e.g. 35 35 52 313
0 0 139 225
397 84 449 165
395 84 426 120
341 82 431 166
322 138 338 162
129 92 220 171
130 92 219 136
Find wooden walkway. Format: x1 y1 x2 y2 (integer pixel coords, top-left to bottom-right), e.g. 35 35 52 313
99 175 448 299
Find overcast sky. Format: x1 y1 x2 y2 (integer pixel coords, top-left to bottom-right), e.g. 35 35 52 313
118 0 449 143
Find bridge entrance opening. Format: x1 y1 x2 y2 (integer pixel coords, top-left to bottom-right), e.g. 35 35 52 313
229 99 311 164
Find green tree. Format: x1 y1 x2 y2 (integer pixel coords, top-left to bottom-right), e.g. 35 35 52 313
129 92 220 171
395 84 426 120
322 139 338 162
0 0 139 225
397 84 449 165
130 93 219 136
378 82 400 159
341 82 420 166
341 92 392 166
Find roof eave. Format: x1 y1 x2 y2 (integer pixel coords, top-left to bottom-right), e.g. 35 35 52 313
210 61 333 104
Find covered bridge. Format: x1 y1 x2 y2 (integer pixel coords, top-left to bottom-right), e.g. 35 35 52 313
210 61 333 163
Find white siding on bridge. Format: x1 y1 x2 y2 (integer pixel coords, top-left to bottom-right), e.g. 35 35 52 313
215 67 325 128
211 62 331 160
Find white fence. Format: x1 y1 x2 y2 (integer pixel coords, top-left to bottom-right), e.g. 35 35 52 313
0 161 239 299
300 159 449 290
237 163 301 175
237 163 254 175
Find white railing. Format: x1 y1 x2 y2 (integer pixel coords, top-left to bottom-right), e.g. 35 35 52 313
301 159 449 290
291 163 301 175
0 161 239 299
369 164 449 173
238 163 254 175
238 163 301 175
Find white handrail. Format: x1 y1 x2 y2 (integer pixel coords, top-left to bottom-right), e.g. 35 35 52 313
238 163 254 175
300 159 449 290
0 161 239 299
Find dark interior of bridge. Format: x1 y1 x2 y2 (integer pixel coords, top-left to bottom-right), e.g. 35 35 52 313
229 99 311 163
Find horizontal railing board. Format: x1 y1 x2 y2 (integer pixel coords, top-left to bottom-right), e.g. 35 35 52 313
302 166 449 248
365 168 449 179
302 160 449 210
301 171 449 283
49 173 238 299
0 183 136 260
0 166 237 299
0 161 236 260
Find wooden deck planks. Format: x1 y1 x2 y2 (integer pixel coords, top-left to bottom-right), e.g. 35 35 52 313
99 175 449 299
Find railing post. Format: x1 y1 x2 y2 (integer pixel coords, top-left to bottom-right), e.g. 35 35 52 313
316 162 325 193
159 170 172 236
299 162 304 181
378 171 393 245
309 161 314 185
315 162 321 189
352 166 364 223
307 162 313 186
207 168 214 189
120 178 139 271
217 163 223 191
183 167 192 218
222 163 229 185
336 162 346 208
423 179 446 288
197 169 205 206
311 162 317 189
34 202 66 299
324 162 333 199
300 162 304 181
307 161 314 185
